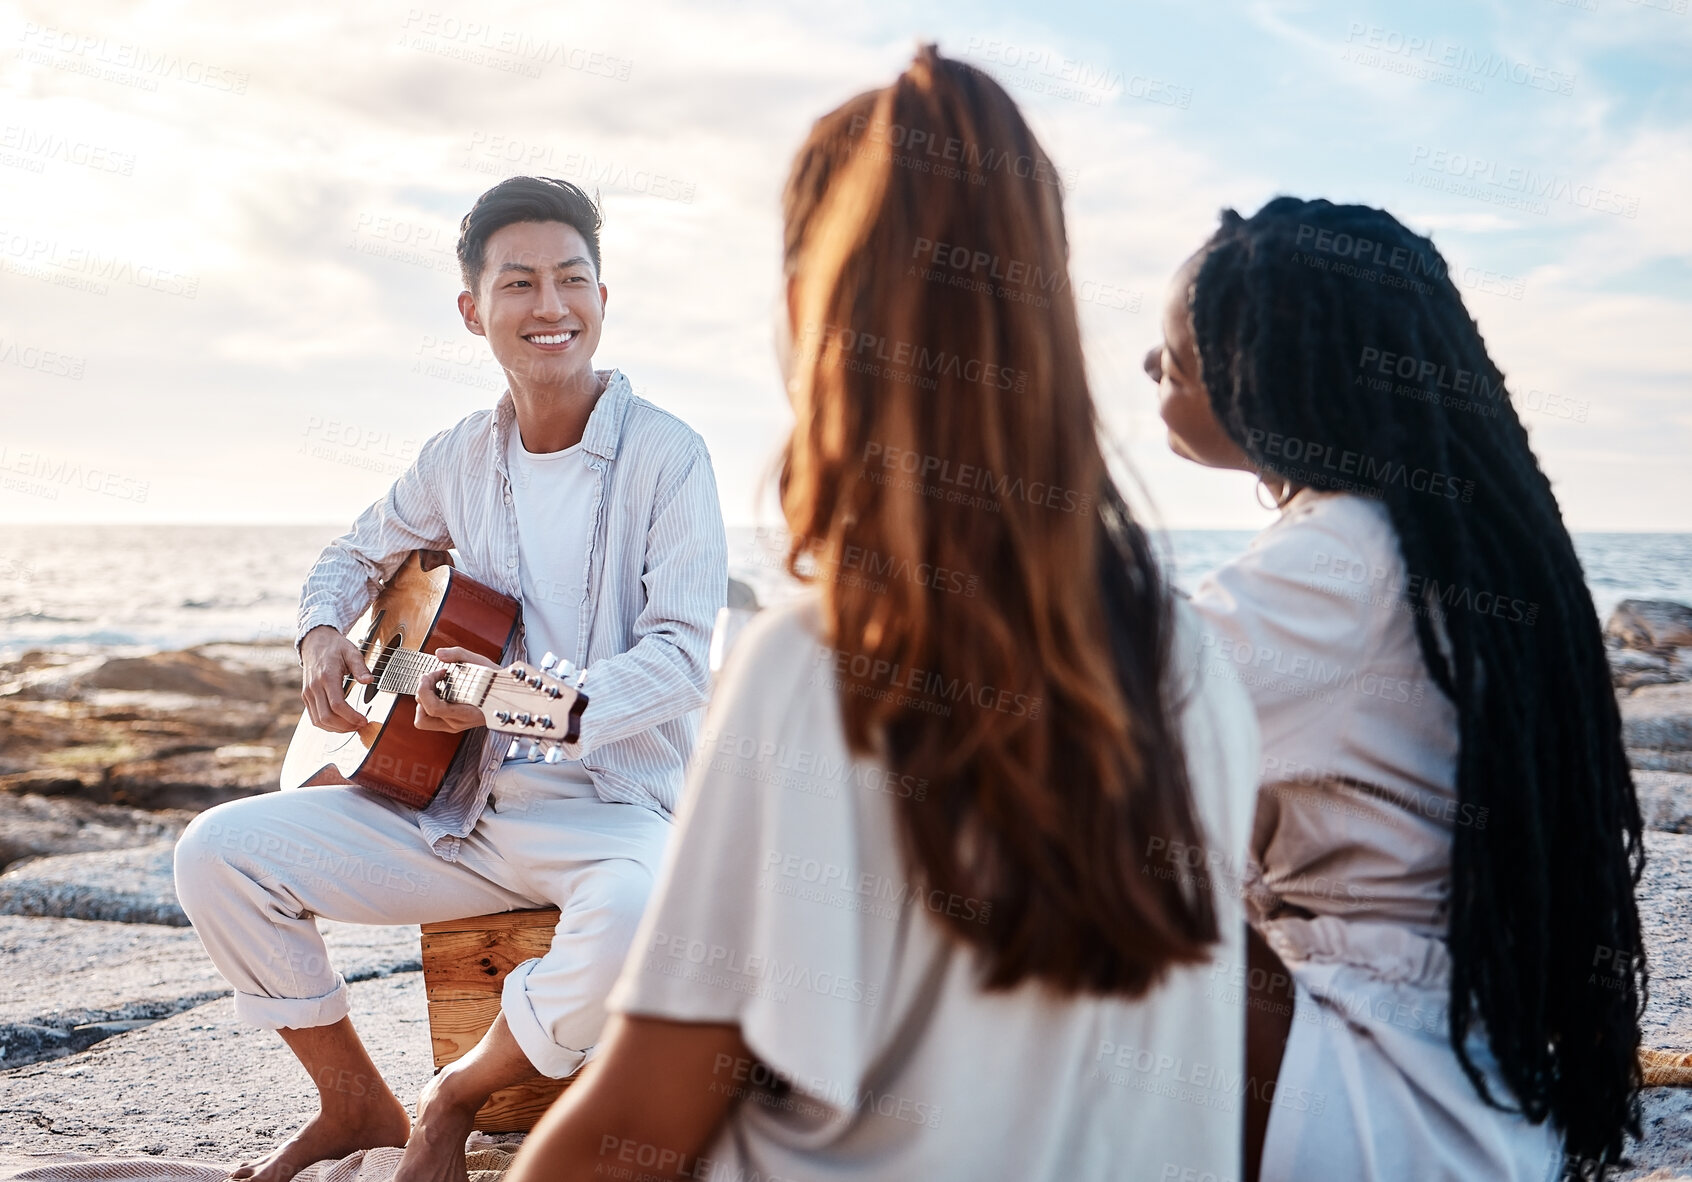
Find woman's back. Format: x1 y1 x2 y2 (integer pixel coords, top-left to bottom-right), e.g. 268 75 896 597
508 49 1272 1182
609 592 1261 1179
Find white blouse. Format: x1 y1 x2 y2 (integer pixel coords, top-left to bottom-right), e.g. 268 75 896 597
1188 487 1462 950
608 592 1262 1181
1187 490 1567 1181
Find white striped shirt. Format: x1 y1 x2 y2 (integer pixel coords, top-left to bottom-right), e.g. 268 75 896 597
294 369 728 859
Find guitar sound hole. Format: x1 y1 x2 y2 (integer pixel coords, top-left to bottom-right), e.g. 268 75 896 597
363 633 406 704
357 610 384 648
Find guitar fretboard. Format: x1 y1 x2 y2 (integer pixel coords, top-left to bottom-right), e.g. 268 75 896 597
374 648 495 704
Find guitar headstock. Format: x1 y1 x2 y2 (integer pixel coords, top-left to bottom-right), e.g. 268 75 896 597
476 651 589 763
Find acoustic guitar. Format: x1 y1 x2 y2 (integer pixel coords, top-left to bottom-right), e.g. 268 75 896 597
279 549 588 808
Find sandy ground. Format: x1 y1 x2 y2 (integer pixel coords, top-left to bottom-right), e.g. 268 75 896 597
0 973 432 1162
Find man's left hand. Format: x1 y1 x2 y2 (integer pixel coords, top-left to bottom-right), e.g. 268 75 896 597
415 645 501 733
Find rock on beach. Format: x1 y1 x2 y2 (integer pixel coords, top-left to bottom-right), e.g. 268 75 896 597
1611 601 1692 778
0 793 193 875
0 843 185 926
1609 600 1692 654
0 641 299 813
1609 599 1692 691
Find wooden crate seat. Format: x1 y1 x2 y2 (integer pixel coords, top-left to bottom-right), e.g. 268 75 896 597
419 907 570 1132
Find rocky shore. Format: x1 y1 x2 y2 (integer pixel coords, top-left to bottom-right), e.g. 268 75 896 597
3 600 1692 1176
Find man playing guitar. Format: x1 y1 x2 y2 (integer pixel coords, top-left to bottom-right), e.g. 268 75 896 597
173 176 727 1182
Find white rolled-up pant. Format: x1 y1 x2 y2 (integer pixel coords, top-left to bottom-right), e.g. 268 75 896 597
173 759 670 1079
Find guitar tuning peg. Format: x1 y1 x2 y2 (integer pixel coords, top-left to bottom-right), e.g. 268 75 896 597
544 746 563 764
574 668 588 689
525 739 541 760
507 738 522 759
540 652 557 671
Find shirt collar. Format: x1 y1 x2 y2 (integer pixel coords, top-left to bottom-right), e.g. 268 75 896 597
581 369 632 460
494 369 632 466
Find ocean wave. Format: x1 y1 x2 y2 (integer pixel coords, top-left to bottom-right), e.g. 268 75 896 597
179 595 271 610
1 610 91 624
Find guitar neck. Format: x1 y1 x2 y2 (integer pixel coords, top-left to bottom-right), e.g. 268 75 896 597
363 645 586 749
374 649 494 705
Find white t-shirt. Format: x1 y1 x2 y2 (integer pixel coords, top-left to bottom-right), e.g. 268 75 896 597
502 424 598 780
608 593 1261 1181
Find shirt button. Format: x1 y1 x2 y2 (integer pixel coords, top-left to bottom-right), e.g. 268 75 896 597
504 492 511 504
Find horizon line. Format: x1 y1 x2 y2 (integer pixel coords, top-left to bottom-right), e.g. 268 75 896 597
4 520 1692 535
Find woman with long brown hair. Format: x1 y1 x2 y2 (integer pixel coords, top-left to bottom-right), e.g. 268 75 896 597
508 46 1261 1181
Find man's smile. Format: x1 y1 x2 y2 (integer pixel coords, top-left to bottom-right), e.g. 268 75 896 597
524 330 579 349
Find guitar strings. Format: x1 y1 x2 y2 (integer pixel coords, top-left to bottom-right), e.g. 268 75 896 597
382 654 488 698
369 648 495 704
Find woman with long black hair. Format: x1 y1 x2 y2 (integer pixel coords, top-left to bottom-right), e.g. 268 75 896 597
1144 196 1645 1179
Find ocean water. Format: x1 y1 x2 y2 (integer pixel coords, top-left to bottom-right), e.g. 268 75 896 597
2 524 1690 661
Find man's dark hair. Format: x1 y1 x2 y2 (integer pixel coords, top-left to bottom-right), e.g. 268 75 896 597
1191 195 1646 1175
456 175 603 292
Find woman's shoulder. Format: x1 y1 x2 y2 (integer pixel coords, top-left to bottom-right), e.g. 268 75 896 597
1193 489 1406 621
1263 489 1402 574
1282 486 1395 533
1186 491 1401 716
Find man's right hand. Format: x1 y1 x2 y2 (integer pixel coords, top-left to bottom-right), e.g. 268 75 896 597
300 625 374 733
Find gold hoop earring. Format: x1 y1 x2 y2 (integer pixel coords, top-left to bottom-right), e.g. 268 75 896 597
1254 475 1292 511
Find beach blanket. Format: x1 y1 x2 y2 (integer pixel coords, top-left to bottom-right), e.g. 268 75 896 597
3 1049 1687 1182
0 1140 516 1182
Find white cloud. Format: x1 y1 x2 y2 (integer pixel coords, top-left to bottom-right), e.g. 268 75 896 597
0 0 1685 532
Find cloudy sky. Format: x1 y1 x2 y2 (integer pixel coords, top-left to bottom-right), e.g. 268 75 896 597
1 0 1687 531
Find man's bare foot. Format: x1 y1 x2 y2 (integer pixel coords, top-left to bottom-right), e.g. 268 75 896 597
229 1091 410 1182
391 1071 482 1182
